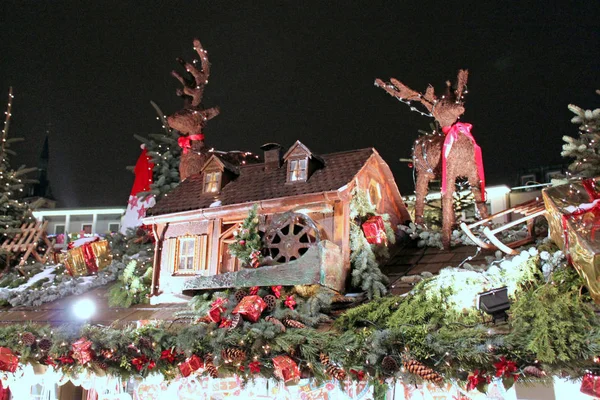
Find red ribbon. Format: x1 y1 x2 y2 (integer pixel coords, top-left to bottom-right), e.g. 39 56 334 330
441 123 486 201
561 178 600 263
178 133 205 154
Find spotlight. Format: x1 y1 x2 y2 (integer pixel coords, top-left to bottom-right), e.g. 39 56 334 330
72 298 96 320
477 287 510 323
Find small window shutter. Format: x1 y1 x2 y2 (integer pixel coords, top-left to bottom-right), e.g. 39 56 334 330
164 237 177 273
196 235 208 270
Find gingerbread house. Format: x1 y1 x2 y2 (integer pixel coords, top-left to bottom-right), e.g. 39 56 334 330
143 141 410 301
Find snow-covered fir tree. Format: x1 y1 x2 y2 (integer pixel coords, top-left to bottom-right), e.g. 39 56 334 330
132 101 182 200
0 87 37 240
562 91 600 177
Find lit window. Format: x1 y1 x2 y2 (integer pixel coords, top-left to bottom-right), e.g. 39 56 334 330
368 180 382 208
172 235 208 274
289 159 307 182
178 237 196 271
204 172 221 193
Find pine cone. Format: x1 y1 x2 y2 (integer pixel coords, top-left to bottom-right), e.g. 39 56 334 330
523 365 545 378
96 361 108 370
326 364 347 381
283 318 306 329
234 289 248 303
229 313 241 330
320 353 346 380
381 355 399 372
196 315 212 324
221 348 246 363
403 359 443 384
205 354 218 379
331 294 356 303
21 332 36 346
265 316 286 332
38 338 52 352
138 337 152 349
263 294 277 312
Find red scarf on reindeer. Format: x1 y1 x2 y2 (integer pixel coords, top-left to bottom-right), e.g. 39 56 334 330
441 122 486 201
178 133 205 154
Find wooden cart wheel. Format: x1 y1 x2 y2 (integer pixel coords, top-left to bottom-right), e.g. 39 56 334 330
264 212 321 263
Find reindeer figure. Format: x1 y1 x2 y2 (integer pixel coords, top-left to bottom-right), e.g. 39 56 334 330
168 39 220 181
375 70 488 249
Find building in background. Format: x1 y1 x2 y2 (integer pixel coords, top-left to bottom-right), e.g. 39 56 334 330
32 207 125 240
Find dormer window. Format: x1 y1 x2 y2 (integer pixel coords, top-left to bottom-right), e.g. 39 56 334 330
288 158 308 182
204 171 221 193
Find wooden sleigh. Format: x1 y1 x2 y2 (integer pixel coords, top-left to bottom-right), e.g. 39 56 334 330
1 220 54 272
460 198 547 255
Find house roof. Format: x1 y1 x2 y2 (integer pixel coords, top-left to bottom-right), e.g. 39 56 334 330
147 147 375 216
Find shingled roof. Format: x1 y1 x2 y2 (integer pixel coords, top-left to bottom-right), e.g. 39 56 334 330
147 147 375 216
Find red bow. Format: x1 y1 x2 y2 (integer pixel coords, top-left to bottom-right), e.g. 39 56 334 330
441 123 486 201
177 134 205 154
249 360 261 373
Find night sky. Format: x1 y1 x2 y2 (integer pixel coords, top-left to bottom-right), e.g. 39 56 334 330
1 2 599 208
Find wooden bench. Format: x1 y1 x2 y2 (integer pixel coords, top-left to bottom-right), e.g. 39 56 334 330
460 198 547 255
1 220 54 271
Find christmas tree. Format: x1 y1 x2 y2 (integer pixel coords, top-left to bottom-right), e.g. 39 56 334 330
228 204 263 268
562 91 600 177
132 101 182 200
0 87 37 241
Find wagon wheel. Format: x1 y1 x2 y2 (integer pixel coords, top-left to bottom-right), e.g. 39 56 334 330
264 212 321 263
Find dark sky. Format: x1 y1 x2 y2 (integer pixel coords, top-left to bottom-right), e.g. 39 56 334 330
1 2 599 208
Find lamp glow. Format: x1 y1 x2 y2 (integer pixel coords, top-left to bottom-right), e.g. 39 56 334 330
73 298 96 320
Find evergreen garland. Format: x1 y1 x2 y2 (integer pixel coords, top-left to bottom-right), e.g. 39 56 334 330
228 204 264 268
0 244 598 397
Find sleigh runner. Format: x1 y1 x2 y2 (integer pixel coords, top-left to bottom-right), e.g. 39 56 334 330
460 198 546 255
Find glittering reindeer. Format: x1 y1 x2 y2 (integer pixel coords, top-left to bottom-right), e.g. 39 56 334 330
375 70 488 249
167 39 220 181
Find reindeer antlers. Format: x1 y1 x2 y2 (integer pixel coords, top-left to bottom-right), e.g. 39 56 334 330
375 69 469 127
171 39 211 108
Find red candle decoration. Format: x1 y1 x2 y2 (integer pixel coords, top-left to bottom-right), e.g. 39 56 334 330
232 295 267 322
361 216 387 245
